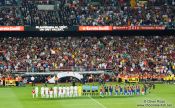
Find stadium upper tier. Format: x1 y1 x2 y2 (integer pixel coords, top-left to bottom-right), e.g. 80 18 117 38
0 0 174 28
0 36 175 76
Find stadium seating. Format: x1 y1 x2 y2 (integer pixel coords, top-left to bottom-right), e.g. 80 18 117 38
0 36 175 79
0 0 17 6
0 0 174 28
0 7 22 26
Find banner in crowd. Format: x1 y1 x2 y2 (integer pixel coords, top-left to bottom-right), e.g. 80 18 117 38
79 26 165 31
5 80 16 86
79 26 113 31
57 72 83 81
37 5 54 10
35 26 69 31
128 78 139 82
0 26 24 31
113 26 165 30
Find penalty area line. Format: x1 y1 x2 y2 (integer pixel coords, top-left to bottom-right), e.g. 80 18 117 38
88 96 107 108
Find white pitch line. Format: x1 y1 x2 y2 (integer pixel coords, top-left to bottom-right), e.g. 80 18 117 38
88 96 107 108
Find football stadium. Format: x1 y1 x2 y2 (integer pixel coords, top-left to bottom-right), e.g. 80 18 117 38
0 0 175 108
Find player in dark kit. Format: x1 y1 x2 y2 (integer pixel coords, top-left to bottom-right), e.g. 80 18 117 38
136 84 140 95
109 85 113 96
119 85 123 95
104 85 108 96
128 86 132 96
132 84 136 95
124 85 127 96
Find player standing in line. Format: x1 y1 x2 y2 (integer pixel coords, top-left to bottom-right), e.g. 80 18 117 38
131 85 135 95
141 87 145 95
124 85 127 96
41 86 45 98
70 85 74 97
45 86 49 98
35 86 38 98
100 86 103 97
57 86 60 98
82 85 86 96
49 87 53 98
136 84 138 95
104 85 108 96
115 85 119 95
100 85 104 97
94 86 99 96
66 86 70 97
86 85 91 96
119 85 123 95
32 88 35 98
78 85 82 96
128 86 132 95
64 86 67 98
53 86 57 98
109 85 113 96
144 84 147 95
58 86 62 98
136 84 140 95
60 85 64 98
91 85 95 96
62 85 66 98
134 85 137 95
74 86 78 97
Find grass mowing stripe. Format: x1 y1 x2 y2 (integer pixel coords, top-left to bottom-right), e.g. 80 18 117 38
88 96 107 108
136 84 175 108
0 88 23 108
151 93 174 108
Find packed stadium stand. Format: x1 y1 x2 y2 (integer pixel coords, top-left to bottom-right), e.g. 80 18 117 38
0 36 175 79
0 0 174 81
0 0 174 28
0 1 175 108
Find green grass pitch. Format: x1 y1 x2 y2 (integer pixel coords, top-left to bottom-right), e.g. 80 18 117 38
0 83 175 108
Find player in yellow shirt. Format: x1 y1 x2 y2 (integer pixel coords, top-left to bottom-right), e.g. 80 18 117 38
78 85 82 96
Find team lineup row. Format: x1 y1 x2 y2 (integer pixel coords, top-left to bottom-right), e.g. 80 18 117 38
32 84 148 98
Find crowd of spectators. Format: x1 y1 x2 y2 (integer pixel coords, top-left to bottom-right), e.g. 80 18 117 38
0 36 175 78
0 7 22 26
0 0 174 28
20 0 59 26
0 0 18 6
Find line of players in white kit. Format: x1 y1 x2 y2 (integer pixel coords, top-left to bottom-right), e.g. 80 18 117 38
32 86 80 98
